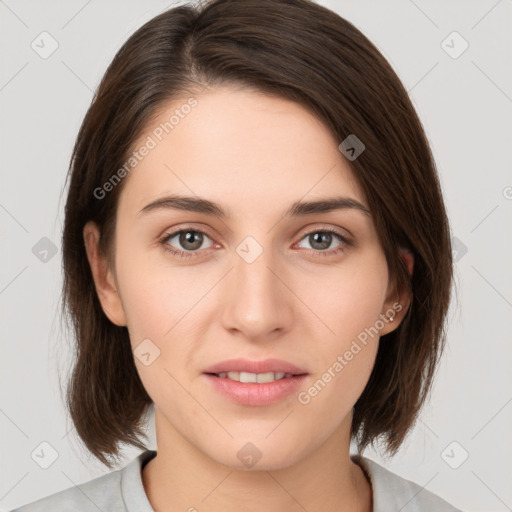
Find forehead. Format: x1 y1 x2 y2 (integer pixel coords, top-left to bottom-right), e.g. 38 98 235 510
118 86 367 218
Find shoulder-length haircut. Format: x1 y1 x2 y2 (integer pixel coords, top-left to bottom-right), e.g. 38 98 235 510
62 0 453 468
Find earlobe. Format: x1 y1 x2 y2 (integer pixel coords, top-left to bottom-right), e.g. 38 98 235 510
83 221 127 327
379 247 414 336
400 247 414 276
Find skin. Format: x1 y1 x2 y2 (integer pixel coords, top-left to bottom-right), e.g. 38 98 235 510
84 85 413 512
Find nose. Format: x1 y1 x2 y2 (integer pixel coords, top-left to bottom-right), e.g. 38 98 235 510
220 241 294 341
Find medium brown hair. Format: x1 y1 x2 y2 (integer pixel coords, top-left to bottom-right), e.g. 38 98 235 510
62 0 453 468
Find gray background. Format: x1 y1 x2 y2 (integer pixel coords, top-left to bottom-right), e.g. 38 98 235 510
1 1 511 511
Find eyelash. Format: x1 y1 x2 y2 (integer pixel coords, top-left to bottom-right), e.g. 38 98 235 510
159 226 352 260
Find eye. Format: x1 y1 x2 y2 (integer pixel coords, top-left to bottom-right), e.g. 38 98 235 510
159 228 215 259
296 228 352 257
159 226 352 260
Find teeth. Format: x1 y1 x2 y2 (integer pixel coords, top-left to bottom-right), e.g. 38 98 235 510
216 371 290 383
238 371 256 383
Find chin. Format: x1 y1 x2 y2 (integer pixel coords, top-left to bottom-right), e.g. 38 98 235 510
203 435 307 472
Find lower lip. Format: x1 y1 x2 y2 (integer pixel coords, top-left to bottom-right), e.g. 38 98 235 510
203 373 308 406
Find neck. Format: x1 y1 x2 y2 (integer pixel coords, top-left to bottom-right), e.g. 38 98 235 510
142 410 372 512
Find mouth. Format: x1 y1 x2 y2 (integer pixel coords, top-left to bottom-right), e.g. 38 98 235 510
202 358 309 406
206 371 301 383
202 357 308 379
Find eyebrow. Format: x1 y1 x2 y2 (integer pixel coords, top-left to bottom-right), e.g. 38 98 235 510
138 195 371 219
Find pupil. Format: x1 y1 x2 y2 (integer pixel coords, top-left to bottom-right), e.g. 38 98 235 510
181 231 202 250
311 232 331 250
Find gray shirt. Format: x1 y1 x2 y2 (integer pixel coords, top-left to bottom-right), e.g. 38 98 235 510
9 450 462 511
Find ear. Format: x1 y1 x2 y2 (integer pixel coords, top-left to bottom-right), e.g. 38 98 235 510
378 247 414 336
83 221 127 326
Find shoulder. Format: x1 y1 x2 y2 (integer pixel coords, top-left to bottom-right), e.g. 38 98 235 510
8 450 156 512
352 455 463 512
8 470 123 512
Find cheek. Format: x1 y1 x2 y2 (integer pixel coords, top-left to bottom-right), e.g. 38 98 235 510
114 258 202 400
308 251 389 344
118 273 170 342
114 236 201 343
295 253 388 415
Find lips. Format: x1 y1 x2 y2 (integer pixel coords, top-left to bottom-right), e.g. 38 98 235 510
202 358 308 376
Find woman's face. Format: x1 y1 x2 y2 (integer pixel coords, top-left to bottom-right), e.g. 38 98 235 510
86 85 407 470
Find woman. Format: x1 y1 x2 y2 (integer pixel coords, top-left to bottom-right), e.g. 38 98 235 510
11 0 461 510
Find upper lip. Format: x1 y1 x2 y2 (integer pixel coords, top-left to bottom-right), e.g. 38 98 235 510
203 358 308 375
